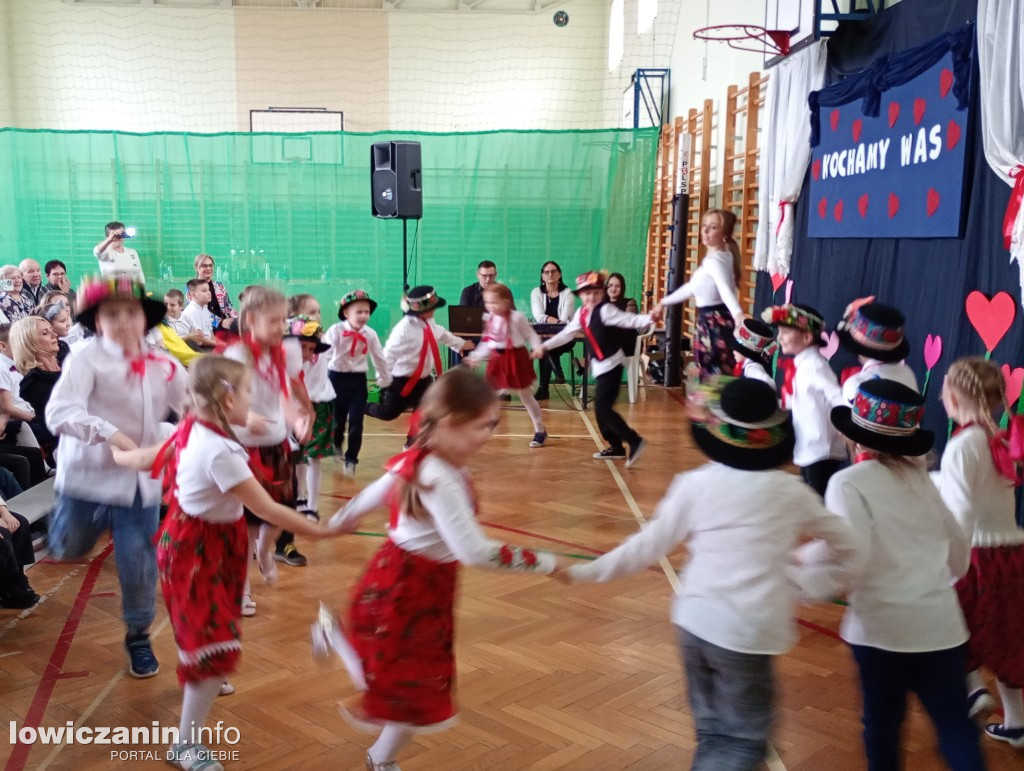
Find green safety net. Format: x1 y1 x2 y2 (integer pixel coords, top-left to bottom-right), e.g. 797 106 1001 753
0 127 658 341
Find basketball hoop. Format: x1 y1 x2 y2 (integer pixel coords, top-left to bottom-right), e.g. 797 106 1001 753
693 24 791 57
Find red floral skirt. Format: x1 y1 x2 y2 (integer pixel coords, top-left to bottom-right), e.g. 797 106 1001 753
244 442 294 525
156 510 248 685
343 540 459 730
955 543 1024 688
485 346 535 390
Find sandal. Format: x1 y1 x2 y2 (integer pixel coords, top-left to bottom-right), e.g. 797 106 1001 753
218 680 235 697
365 754 400 771
167 742 224 771
241 595 256 617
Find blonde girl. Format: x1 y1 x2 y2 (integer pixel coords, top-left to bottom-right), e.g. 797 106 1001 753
654 208 745 379
464 283 547 448
937 357 1024 747
322 368 559 771
113 356 340 771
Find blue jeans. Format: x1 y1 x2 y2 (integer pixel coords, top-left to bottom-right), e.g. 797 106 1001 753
49 490 159 636
850 643 984 771
679 626 774 771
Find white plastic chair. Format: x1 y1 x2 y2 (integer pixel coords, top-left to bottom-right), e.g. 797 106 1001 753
627 327 656 403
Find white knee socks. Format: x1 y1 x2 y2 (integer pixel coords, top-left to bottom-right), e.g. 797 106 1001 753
966 669 986 694
518 389 546 434
368 723 414 764
997 680 1024 728
305 459 322 513
178 677 222 745
294 461 309 504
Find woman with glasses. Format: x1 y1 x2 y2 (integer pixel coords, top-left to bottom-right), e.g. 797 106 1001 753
191 254 238 333
529 261 575 400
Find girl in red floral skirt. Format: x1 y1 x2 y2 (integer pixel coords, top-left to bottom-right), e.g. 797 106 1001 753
115 355 338 771
464 282 548 448
936 356 1024 747
320 368 561 771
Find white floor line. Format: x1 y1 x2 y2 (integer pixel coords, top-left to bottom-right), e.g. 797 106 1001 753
355 432 593 439
36 616 170 770
573 398 788 771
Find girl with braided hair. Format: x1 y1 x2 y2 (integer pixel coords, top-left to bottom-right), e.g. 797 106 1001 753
936 356 1024 747
113 355 338 771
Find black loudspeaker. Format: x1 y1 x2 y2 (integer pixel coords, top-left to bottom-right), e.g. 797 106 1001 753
371 141 422 219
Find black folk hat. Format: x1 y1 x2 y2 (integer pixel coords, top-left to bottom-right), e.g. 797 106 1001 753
830 378 933 456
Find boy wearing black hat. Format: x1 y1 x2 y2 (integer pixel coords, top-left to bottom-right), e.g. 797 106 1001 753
836 298 919 404
729 318 778 391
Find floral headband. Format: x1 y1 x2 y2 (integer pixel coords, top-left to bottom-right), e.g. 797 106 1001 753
78 275 147 312
286 315 323 340
760 304 824 337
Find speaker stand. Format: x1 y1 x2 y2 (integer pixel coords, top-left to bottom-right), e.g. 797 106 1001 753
402 219 410 291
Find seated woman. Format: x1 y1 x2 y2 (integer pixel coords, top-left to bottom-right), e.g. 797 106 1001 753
11 316 62 462
607 272 640 357
191 253 238 334
529 261 576 400
0 266 33 324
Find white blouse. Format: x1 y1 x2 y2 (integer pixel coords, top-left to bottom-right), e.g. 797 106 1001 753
329 455 556 573
466 310 541 362
224 337 303 447
175 424 252 523
661 250 742 319
530 287 575 324
302 352 336 404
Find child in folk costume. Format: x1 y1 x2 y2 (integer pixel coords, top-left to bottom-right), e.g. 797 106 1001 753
819 379 984 770
935 357 1024 747
836 298 919 404
287 304 335 521
224 287 313 615
324 290 391 478
318 369 559 771
113 356 340 771
365 285 474 445
762 303 845 496
536 271 654 466
45 276 187 678
559 378 860 770
463 282 548 448
728 318 778 391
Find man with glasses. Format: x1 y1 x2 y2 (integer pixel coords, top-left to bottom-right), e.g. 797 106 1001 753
44 260 77 308
459 260 498 307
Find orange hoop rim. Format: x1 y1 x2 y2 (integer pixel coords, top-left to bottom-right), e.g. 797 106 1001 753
693 24 791 56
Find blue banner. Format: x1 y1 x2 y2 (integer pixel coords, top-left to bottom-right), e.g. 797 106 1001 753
808 48 971 238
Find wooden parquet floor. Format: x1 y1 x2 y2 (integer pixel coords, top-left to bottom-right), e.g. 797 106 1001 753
1 386 1020 770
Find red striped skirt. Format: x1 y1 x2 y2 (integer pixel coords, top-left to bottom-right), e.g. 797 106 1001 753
156 510 248 685
343 540 459 730
485 346 535 390
955 543 1024 688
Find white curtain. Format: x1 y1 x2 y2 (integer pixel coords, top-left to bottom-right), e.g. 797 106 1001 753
978 0 1024 307
754 41 828 276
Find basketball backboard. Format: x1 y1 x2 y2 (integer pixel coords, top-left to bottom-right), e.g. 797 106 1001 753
764 0 818 68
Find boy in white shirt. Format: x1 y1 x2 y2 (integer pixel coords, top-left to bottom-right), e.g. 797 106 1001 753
762 303 846 495
93 221 146 282
180 280 217 349
163 289 200 345
836 298 919 403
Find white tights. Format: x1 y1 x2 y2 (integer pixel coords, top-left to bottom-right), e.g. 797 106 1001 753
178 677 221 745
515 388 545 434
368 723 414 765
966 669 1024 728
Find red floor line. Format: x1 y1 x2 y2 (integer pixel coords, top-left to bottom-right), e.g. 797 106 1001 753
798 617 842 641
478 521 607 555
5 541 114 771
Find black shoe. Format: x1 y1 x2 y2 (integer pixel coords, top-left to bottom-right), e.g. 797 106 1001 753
533 389 550 401
0 588 40 609
592 447 626 460
125 633 160 678
274 543 307 567
626 438 647 468
552 368 567 384
499 393 513 402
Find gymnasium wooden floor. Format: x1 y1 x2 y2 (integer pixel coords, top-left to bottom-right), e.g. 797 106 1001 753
1 386 1019 770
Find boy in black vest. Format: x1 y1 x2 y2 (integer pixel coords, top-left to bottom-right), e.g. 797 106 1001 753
535 271 654 467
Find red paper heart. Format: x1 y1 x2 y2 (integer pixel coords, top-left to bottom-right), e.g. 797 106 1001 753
830 110 840 131
812 159 822 180
939 68 954 98
834 199 844 222
770 273 786 292
887 192 900 218
887 101 900 127
947 119 961 151
1002 364 1024 408
858 193 869 218
926 188 940 217
818 197 828 219
852 119 863 143
966 290 1017 352
914 98 926 125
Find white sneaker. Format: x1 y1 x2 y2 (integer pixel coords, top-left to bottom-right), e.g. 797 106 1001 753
241 594 256 617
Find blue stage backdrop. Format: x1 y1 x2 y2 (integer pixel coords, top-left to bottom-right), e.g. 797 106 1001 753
808 27 973 238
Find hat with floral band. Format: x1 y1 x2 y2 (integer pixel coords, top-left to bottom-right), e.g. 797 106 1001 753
401 285 446 315
729 318 778 365
572 270 608 295
285 314 330 354
338 289 378 320
836 297 910 363
76 275 167 333
830 378 933 456
761 303 826 343
690 378 794 470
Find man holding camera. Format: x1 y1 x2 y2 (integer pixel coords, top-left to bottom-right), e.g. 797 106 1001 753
93 221 146 283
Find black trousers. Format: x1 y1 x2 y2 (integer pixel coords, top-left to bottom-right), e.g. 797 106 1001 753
537 342 574 392
365 377 432 422
330 371 368 464
594 366 639 451
0 445 47 490
800 459 844 498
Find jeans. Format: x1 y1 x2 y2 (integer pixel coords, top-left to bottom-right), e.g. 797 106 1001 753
594 366 639 451
679 627 774 771
330 371 368 464
850 643 984 771
49 490 159 636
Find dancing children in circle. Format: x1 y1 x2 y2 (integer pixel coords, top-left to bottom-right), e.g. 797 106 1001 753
463 282 548 448
321 368 559 771
654 208 745 379
822 379 984 770
46 276 187 678
935 357 1024 747
557 378 859 770
536 271 653 466
113 355 340 771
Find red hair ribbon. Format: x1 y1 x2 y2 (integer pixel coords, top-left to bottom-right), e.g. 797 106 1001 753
1003 165 1024 251
243 332 288 394
343 329 368 357
400 321 441 397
